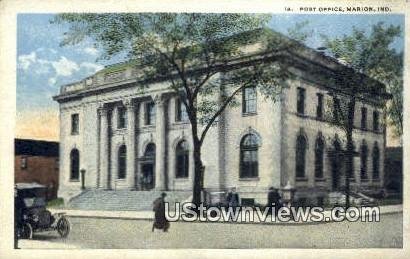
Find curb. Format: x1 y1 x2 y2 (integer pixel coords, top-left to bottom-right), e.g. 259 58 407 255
50 205 403 226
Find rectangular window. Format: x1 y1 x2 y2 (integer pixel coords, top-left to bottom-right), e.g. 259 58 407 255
21 157 27 170
145 102 156 126
71 113 79 134
373 111 379 131
361 107 367 130
176 98 189 122
333 97 340 123
316 93 323 119
242 86 257 114
55 158 59 171
296 87 305 114
117 106 127 129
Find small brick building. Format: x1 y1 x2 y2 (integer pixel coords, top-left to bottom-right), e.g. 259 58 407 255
15 139 59 201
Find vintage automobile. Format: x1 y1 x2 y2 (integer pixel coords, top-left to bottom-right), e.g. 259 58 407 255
15 183 70 239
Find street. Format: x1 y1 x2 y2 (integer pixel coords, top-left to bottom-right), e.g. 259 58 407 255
20 213 402 249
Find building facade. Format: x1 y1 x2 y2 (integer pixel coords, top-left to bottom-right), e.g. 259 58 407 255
54 36 387 205
14 139 59 200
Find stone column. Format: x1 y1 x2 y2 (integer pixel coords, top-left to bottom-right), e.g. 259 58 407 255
154 94 167 190
99 107 109 189
125 99 137 189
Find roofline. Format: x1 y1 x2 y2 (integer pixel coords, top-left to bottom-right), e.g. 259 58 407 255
53 28 387 102
15 138 59 145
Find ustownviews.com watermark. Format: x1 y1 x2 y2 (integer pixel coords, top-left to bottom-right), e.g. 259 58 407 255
165 203 381 223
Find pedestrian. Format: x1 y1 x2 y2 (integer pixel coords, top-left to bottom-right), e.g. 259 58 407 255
152 192 170 232
267 187 282 216
226 187 240 208
14 186 24 249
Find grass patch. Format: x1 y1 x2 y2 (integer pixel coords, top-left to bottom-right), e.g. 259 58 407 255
47 198 64 208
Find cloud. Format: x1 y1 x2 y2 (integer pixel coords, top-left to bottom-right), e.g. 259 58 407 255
80 62 104 73
51 56 79 77
83 47 99 56
18 52 37 70
48 77 57 86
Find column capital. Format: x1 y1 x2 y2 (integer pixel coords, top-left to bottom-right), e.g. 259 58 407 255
152 94 166 106
98 106 108 116
124 98 135 109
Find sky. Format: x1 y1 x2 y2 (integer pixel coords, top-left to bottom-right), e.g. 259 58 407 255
16 14 404 144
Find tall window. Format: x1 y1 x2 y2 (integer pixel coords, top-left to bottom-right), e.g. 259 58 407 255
372 143 380 180
373 111 379 131
333 97 340 123
296 134 307 178
176 98 189 122
360 141 368 180
176 140 189 178
316 93 323 119
242 86 257 114
20 157 28 170
145 102 156 126
70 149 80 180
296 87 305 114
145 143 156 158
361 107 367 130
118 145 126 179
314 136 325 179
71 114 79 134
240 134 259 178
117 106 127 129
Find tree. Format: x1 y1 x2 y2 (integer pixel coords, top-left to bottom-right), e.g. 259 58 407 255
320 23 400 207
323 22 403 139
52 14 297 206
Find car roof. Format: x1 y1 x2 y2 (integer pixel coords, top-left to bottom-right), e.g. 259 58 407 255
15 182 46 190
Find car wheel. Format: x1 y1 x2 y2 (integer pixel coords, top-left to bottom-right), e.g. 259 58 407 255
21 223 33 239
57 217 70 238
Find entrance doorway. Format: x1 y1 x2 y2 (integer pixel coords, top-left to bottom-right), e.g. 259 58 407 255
141 163 155 190
140 143 156 190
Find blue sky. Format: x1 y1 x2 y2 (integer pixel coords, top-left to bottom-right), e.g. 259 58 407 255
16 13 404 140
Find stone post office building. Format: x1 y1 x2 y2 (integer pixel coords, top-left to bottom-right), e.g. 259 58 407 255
54 32 388 206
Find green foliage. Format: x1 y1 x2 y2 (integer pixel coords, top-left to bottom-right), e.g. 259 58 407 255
322 22 403 137
287 20 313 43
52 13 296 144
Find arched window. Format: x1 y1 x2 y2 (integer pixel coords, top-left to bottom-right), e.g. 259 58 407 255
240 134 259 178
176 140 189 178
70 149 80 180
372 143 380 180
314 136 325 179
296 134 307 178
144 143 156 158
118 145 127 179
360 141 368 180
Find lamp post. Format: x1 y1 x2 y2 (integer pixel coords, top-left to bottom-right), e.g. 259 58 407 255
80 169 86 190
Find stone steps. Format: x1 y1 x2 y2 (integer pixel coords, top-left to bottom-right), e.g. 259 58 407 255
328 191 375 206
68 189 192 211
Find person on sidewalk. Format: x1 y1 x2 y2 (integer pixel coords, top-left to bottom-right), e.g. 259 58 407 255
267 187 282 216
152 192 170 232
14 186 24 249
226 187 240 208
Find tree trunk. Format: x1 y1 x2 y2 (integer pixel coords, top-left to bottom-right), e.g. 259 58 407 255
189 111 203 207
345 95 356 209
192 140 203 207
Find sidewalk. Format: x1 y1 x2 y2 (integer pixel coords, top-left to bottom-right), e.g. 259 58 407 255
49 204 402 225
18 240 80 249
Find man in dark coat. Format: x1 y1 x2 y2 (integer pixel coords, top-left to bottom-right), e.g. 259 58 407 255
14 186 25 248
152 192 170 232
226 187 240 208
267 187 282 216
